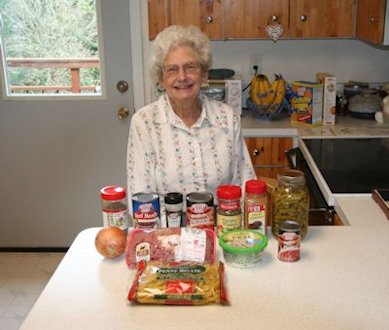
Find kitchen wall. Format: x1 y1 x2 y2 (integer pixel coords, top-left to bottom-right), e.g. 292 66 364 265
137 2 389 107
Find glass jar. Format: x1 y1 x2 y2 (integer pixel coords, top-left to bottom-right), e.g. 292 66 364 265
272 170 309 239
243 179 268 235
216 185 242 237
100 185 128 231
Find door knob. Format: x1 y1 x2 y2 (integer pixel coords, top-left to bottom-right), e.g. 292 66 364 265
118 107 129 120
117 80 129 93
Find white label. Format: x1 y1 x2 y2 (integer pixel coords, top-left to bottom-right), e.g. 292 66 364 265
102 210 128 230
135 242 151 262
176 228 206 262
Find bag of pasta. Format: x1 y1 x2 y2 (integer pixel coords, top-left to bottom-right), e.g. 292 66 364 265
128 260 228 305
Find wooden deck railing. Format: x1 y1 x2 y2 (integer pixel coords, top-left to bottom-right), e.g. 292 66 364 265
6 58 100 93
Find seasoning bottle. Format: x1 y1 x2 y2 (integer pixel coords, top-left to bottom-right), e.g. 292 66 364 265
272 170 309 239
165 192 183 228
186 192 214 230
243 179 268 235
216 185 242 237
100 185 128 231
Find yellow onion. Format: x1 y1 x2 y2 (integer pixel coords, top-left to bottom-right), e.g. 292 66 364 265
95 227 127 258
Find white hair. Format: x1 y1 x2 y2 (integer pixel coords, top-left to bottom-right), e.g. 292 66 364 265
149 25 212 83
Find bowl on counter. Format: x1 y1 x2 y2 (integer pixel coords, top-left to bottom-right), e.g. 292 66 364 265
219 230 268 268
347 89 383 119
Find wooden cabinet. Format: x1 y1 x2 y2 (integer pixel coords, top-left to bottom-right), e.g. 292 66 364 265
356 0 386 44
148 0 223 40
289 0 355 38
224 0 289 39
148 0 355 40
245 137 293 179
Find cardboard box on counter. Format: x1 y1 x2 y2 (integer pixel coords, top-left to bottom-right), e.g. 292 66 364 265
290 81 323 126
316 73 336 125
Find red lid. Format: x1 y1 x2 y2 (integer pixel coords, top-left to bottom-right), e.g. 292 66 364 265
217 184 242 199
100 185 126 200
245 180 267 194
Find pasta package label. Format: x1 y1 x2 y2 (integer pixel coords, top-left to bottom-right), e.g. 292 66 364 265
128 261 228 305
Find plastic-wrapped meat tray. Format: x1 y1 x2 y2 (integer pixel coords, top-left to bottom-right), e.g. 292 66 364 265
125 227 216 268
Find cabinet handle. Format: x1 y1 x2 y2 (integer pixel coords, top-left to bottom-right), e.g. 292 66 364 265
369 17 378 23
252 148 261 157
206 16 213 23
271 15 279 22
300 15 307 22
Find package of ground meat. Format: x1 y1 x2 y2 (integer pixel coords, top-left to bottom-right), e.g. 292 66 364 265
125 227 216 268
128 260 228 305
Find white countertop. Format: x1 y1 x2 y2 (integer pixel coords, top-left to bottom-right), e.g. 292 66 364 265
241 109 389 138
21 114 389 330
21 196 389 330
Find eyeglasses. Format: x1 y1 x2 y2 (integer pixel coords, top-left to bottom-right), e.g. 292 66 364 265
162 62 201 77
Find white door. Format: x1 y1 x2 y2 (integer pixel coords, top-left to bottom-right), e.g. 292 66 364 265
0 0 141 247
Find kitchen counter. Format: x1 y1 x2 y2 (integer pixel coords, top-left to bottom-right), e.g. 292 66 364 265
21 196 389 330
241 109 389 138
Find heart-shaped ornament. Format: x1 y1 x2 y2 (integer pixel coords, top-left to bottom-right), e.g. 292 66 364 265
265 23 284 42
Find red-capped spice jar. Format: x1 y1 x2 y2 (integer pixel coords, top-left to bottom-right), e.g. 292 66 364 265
216 185 242 237
244 179 268 235
100 185 128 231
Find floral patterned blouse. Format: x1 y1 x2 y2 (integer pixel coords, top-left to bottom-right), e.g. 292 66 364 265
126 93 255 213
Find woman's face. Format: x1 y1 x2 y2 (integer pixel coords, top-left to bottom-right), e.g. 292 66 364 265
159 45 207 104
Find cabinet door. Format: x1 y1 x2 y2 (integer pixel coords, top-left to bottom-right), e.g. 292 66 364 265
148 0 223 40
245 137 293 179
224 0 289 39
356 0 386 44
289 0 355 38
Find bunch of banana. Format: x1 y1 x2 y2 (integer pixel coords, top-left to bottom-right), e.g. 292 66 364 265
250 74 286 114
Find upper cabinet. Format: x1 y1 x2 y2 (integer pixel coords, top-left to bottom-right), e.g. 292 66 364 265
289 0 356 38
148 0 223 40
356 0 388 45
224 0 289 39
148 0 356 40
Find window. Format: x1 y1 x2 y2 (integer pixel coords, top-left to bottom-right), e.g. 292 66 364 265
0 0 104 98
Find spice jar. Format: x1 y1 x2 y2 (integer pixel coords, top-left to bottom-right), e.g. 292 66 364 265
186 192 214 230
272 170 309 239
216 185 242 237
244 179 268 235
100 185 128 231
165 192 183 228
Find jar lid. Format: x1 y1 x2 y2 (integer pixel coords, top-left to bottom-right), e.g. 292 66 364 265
100 185 126 200
277 169 306 185
164 192 183 204
245 179 267 194
216 184 242 199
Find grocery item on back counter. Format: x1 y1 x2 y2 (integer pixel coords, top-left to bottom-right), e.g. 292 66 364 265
186 191 215 229
219 230 268 268
132 192 160 229
243 179 268 235
128 260 228 305
272 170 309 239
216 184 242 236
289 81 323 126
164 192 183 228
316 73 336 125
125 227 216 268
100 185 129 231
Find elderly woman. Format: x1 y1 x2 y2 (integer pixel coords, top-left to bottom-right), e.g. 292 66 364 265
127 25 255 212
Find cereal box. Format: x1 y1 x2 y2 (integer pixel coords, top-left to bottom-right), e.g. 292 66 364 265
316 73 336 125
290 81 323 126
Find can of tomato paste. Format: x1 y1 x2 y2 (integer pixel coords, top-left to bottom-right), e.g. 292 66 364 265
278 220 301 262
132 193 160 228
186 192 214 230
